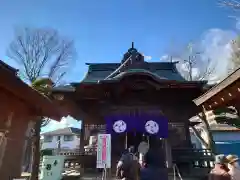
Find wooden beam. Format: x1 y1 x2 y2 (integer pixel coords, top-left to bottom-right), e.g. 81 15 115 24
193 68 240 106
203 81 240 110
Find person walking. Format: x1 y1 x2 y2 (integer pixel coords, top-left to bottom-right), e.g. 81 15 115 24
208 154 231 180
226 154 240 180
140 148 168 180
116 146 140 180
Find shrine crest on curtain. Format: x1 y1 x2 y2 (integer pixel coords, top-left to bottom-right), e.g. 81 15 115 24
105 115 168 138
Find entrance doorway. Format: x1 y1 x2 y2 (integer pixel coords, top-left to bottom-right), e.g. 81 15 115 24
111 132 166 170
127 133 164 149
127 132 144 151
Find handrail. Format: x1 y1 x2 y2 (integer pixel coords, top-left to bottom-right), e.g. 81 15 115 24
173 163 183 180
101 163 107 180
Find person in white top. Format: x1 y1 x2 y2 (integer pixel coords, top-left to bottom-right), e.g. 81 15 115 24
226 154 240 180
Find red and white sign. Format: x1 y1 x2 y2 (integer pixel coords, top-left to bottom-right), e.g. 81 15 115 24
96 134 111 168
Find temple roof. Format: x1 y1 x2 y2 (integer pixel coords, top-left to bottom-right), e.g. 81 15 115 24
82 61 186 83
80 44 188 83
53 45 207 93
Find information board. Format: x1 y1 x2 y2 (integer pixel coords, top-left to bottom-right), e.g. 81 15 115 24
96 134 111 168
39 155 65 180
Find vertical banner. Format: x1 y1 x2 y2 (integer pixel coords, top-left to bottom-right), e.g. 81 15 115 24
96 134 111 168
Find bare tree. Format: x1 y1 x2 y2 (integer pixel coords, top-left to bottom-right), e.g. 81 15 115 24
176 42 215 81
218 0 240 10
218 1 240 72
8 27 75 83
229 37 240 72
168 42 216 151
7 27 76 180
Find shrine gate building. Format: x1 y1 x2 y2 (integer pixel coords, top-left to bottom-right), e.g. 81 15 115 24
52 45 208 169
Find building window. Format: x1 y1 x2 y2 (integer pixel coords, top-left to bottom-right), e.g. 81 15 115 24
64 135 74 141
44 135 53 142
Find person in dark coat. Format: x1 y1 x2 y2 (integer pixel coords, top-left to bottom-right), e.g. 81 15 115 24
116 146 140 180
208 154 231 180
140 148 168 180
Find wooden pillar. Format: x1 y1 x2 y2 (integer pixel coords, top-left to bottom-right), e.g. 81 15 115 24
184 121 192 147
79 121 86 175
0 115 29 180
201 106 215 152
164 139 172 168
80 121 85 152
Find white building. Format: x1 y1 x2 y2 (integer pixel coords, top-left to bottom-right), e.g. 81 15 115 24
41 127 81 151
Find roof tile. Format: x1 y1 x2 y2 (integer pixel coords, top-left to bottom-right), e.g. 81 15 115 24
82 62 186 83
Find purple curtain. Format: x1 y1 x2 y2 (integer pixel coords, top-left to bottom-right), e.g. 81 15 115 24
105 115 168 138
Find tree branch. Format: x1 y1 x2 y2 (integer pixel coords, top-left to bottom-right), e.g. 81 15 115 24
175 42 216 81
190 126 209 148
7 27 76 83
218 0 240 10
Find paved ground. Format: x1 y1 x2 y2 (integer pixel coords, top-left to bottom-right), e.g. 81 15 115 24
80 176 199 180
21 172 202 180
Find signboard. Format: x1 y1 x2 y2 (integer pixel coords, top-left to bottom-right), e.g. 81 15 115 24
96 134 111 168
39 155 65 180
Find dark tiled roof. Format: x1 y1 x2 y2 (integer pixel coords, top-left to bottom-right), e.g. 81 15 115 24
82 62 186 83
41 127 81 136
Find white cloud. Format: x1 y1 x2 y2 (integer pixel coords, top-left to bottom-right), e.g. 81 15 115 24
41 116 81 133
179 63 200 79
170 28 237 82
199 28 236 81
192 68 200 78
160 55 169 61
236 19 240 30
229 16 240 30
143 54 152 61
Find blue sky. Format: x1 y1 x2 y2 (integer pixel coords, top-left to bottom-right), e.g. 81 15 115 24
0 0 239 131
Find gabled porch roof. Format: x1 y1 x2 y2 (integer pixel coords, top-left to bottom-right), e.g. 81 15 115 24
193 68 240 110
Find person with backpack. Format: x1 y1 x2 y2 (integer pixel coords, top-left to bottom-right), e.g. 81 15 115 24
116 146 140 180
140 147 168 180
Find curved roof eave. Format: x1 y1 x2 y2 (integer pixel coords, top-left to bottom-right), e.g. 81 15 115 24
97 70 207 86
111 69 168 81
